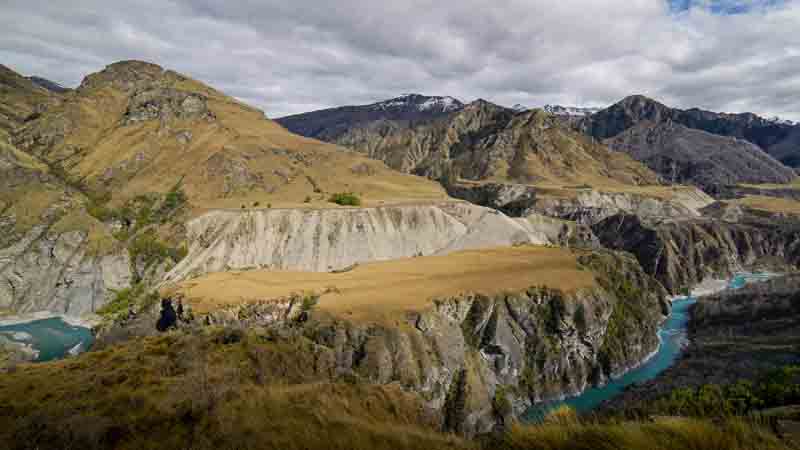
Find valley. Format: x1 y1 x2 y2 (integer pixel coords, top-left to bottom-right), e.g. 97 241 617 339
0 57 798 450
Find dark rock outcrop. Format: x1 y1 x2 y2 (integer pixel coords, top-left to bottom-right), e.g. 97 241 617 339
446 181 711 224
591 209 800 294
604 120 796 191
579 95 800 175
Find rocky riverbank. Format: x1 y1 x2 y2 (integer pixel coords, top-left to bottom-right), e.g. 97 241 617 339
149 249 668 435
598 273 800 413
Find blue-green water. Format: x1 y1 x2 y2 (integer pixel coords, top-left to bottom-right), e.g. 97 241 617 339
523 272 773 420
0 318 94 362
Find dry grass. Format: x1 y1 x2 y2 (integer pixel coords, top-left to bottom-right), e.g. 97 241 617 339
727 195 800 215
493 417 792 450
50 209 121 255
0 330 469 450
739 180 800 190
23 64 448 212
167 246 595 322
0 329 791 450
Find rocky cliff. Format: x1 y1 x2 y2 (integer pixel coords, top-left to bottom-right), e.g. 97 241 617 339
0 139 132 317
591 206 800 294
166 250 667 436
446 182 713 224
162 202 567 283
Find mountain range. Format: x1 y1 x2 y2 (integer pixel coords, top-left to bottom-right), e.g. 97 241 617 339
2 59 800 449
279 93 800 192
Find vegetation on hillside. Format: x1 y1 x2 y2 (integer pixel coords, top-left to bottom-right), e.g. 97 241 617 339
0 328 794 450
623 366 800 418
329 192 362 206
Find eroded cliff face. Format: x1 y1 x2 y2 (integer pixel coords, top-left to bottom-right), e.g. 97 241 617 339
0 226 131 316
446 182 713 225
162 202 563 284
167 250 667 436
591 207 800 294
0 140 133 318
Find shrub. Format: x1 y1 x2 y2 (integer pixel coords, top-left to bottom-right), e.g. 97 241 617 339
329 192 361 206
304 196 311 203
301 293 320 311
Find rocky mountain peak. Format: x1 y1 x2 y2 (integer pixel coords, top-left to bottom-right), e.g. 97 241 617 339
78 60 168 92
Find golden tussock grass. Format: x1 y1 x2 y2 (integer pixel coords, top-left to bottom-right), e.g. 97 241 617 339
168 246 596 322
0 329 791 450
0 329 469 450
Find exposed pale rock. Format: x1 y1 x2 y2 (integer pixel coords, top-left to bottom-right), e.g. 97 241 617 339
163 202 558 284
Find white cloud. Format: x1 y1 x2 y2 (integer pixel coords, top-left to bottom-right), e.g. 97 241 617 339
0 0 798 120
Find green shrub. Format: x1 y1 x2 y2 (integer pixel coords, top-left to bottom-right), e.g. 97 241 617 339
129 231 188 269
329 192 361 206
301 293 320 311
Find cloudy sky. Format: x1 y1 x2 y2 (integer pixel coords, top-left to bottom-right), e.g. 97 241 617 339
1 0 798 120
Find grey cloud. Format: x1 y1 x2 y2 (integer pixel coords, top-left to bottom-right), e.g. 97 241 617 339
0 0 798 120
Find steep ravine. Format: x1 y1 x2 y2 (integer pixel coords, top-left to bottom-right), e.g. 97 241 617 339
164 250 668 436
591 207 800 294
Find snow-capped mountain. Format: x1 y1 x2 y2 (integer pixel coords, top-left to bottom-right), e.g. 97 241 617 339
510 104 529 113
542 104 602 117
277 94 464 141
768 116 795 126
369 94 464 113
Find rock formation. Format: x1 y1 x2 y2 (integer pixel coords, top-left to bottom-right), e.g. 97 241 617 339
578 95 799 185
591 206 800 294
162 202 573 283
165 249 668 436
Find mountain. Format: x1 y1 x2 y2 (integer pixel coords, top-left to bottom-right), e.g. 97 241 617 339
0 61 447 319
0 64 63 141
27 75 70 94
328 99 660 187
543 104 602 117
276 93 464 142
582 95 800 170
605 120 797 191
12 62 447 208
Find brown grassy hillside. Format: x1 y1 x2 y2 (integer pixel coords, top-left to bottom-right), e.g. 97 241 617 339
0 64 62 141
167 246 595 322
12 61 447 210
0 328 791 450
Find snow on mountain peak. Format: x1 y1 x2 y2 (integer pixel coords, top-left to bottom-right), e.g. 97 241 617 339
371 94 463 112
542 104 602 117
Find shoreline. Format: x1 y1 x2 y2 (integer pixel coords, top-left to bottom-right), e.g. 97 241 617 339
0 311 100 329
